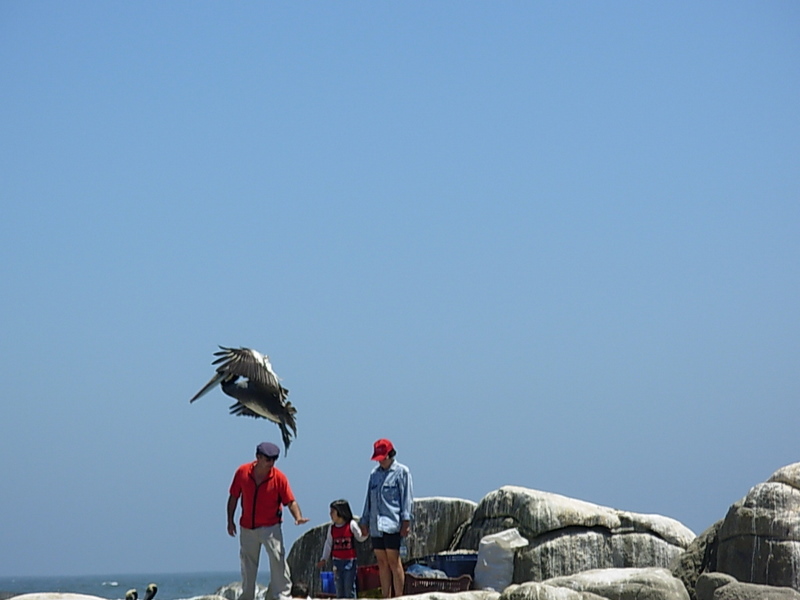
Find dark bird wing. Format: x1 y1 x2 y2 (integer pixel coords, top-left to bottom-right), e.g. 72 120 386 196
223 379 297 447
229 401 261 418
228 396 297 431
189 346 287 403
189 346 297 454
212 346 285 395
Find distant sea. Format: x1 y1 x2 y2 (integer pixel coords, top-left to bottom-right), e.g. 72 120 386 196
0 572 251 600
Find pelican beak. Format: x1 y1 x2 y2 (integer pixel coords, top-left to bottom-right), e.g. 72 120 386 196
189 372 225 403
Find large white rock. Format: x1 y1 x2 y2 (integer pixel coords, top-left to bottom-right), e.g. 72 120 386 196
396 592 499 600
544 567 690 600
716 462 800 590
410 497 479 558
696 572 800 600
457 487 695 582
502 582 606 599
213 582 268 600
672 462 800 600
10 595 109 600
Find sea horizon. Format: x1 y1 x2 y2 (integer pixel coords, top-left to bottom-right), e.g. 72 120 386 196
0 570 258 600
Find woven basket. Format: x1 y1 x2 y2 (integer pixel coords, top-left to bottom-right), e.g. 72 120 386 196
403 573 472 595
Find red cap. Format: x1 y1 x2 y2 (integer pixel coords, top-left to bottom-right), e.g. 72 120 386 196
371 438 394 461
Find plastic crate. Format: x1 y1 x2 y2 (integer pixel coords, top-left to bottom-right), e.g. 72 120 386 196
357 564 381 595
403 573 472 595
427 552 479 578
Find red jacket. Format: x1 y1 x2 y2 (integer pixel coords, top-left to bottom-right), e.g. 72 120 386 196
229 462 295 529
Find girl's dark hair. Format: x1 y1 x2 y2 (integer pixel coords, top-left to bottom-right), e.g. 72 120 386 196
388 448 397 458
330 499 354 522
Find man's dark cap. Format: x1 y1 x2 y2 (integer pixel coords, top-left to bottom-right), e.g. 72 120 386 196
256 442 280 459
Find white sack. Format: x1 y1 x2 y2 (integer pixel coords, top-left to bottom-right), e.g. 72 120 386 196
474 528 529 592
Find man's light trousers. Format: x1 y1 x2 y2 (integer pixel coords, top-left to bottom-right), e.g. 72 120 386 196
239 524 291 600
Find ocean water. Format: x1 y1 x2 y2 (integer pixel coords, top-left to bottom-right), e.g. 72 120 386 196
0 572 250 600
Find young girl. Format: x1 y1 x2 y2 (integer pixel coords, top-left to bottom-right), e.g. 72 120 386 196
317 499 368 598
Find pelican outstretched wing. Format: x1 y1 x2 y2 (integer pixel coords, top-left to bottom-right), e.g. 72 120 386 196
190 346 297 453
189 346 288 404
212 346 287 397
229 401 267 419
228 397 297 430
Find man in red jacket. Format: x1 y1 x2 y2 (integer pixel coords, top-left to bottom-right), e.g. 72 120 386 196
228 442 309 600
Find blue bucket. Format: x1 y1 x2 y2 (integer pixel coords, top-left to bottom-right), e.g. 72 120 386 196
320 571 336 595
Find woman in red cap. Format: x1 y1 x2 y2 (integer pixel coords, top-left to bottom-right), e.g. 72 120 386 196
359 438 414 597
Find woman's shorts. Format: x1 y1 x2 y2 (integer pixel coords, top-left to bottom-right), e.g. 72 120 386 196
371 532 401 550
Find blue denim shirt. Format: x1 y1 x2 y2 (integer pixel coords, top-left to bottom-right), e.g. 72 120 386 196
360 460 413 536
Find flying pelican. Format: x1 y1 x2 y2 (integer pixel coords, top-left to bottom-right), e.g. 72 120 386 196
190 346 298 453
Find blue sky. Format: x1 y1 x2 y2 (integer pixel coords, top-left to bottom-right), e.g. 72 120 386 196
1 1 798 578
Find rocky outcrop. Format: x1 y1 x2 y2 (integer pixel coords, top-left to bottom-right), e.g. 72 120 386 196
410 497 479 557
280 464 800 599
673 463 800 598
213 583 267 600
542 568 690 600
399 593 498 600
696 572 800 600
7 596 109 600
455 486 695 583
308 568 688 600
502 582 606 600
716 463 800 590
670 520 721 600
286 497 477 597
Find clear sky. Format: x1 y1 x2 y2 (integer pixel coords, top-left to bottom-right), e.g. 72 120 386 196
1 1 798 578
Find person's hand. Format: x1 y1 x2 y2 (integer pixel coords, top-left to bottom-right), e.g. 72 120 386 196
227 521 237 537
295 516 310 525
360 524 369 537
317 560 326 569
400 521 410 537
